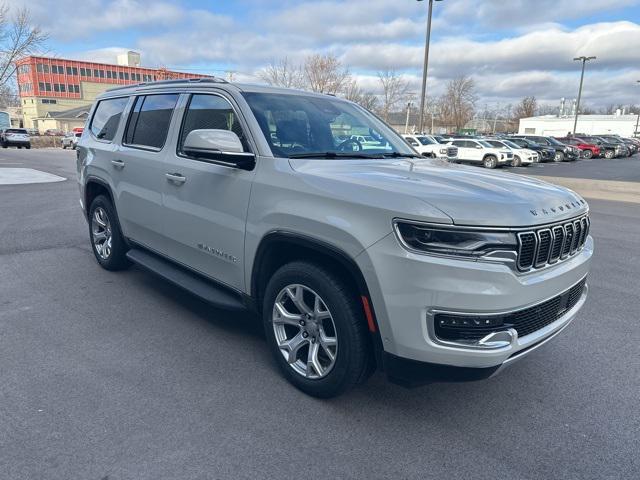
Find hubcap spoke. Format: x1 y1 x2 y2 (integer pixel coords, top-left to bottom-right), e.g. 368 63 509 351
279 331 308 364
91 207 112 260
306 341 324 377
285 286 313 315
273 302 304 326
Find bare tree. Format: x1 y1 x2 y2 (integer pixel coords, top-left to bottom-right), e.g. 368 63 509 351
257 57 305 89
377 70 409 121
342 78 378 111
0 83 19 107
438 76 477 131
512 96 538 119
0 5 48 87
303 54 350 94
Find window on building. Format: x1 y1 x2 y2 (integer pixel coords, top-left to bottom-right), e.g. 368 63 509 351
52 65 58 74
99 70 105 78
53 83 60 92
45 83 51 91
90 96 129 141
118 71 124 80
93 69 99 77
111 71 117 79
66 66 72 75
74 85 80 94
38 82 45 91
43 64 50 73
106 70 112 79
124 94 179 149
72 67 78 75
36 64 43 73
124 72 130 80
178 94 249 154
60 84 66 92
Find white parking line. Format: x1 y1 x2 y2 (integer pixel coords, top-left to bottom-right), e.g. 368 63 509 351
0 168 66 185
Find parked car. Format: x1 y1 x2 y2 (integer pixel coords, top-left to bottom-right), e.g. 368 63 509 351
597 135 637 156
62 132 82 149
575 136 626 159
506 137 555 162
0 128 31 149
445 138 512 168
44 128 65 136
483 138 538 166
77 79 593 397
554 137 601 159
402 134 458 160
515 135 581 162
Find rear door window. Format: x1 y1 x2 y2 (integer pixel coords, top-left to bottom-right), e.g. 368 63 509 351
124 94 179 150
90 97 129 141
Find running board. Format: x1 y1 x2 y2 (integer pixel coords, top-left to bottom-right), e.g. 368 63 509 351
126 248 246 311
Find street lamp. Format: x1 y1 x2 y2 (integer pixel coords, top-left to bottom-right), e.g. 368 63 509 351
572 55 596 134
417 0 443 134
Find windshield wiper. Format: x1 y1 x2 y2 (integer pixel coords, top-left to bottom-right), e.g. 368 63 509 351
288 152 382 159
380 152 422 158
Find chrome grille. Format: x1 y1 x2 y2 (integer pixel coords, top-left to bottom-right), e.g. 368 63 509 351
517 215 590 272
447 147 458 158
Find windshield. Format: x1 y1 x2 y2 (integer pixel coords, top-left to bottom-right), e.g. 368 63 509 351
242 92 416 158
478 140 494 148
502 140 520 149
545 136 565 146
416 136 436 145
6 129 27 134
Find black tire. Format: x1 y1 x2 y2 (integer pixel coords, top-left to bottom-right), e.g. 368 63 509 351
262 261 373 398
483 155 497 169
25 144 31 150
62 144 67 149
582 149 593 159
554 151 564 162
72 143 77 150
604 149 615 159
88 195 131 271
512 155 522 167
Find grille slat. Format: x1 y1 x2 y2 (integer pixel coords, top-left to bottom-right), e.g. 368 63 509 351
435 278 587 341
517 215 589 271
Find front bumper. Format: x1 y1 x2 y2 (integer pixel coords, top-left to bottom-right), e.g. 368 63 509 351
357 233 593 380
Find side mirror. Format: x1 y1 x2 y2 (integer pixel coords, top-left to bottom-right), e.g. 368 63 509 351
476 145 483 149
183 129 255 171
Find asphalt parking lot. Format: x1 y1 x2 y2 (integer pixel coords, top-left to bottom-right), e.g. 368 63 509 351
1 149 639 480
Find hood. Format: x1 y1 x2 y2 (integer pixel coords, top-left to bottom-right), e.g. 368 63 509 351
289 158 588 227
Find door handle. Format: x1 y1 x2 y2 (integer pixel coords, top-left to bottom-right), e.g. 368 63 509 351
165 172 186 185
111 159 125 169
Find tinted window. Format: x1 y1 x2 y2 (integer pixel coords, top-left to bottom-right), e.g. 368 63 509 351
90 97 129 141
178 94 249 154
486 140 502 148
124 94 179 149
405 137 419 146
416 136 436 145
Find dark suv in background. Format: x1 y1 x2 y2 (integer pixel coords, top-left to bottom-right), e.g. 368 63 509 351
574 135 627 159
597 135 637 156
555 137 600 159
506 136 555 162
515 135 580 162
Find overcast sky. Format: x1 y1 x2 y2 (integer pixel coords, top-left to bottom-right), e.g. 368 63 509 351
13 0 640 109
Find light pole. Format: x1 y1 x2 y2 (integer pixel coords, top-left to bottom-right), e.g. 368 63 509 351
572 56 596 134
635 80 640 137
417 0 443 134
404 101 413 134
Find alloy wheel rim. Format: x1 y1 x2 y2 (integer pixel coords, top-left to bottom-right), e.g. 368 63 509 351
91 207 112 260
272 284 338 379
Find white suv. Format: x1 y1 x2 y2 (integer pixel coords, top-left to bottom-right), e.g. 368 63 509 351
484 138 539 167
77 79 593 397
447 138 512 168
402 134 458 160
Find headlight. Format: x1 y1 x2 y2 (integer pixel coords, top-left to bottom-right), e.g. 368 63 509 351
394 221 517 258
439 148 447 154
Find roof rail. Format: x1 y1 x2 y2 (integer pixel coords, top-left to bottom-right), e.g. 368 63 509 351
106 76 228 93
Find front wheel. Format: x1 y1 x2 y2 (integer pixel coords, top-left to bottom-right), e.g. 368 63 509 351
582 149 593 159
511 156 522 167
263 261 373 398
554 151 565 162
88 195 131 271
604 149 615 159
483 155 498 169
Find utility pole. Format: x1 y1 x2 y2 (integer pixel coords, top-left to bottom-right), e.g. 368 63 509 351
493 102 500 133
417 0 443 133
404 101 413 134
572 56 596 134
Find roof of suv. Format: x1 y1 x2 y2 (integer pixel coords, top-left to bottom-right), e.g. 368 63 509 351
99 77 338 100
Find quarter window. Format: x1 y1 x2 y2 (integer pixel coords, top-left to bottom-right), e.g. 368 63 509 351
124 94 179 149
178 94 249 155
90 97 129 141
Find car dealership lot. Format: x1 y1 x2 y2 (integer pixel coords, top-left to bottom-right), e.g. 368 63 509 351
1 149 639 479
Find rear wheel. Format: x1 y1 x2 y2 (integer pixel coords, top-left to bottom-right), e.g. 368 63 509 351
483 155 498 169
262 261 373 398
554 151 565 162
62 143 67 149
604 149 615 159
88 195 131 271
25 144 31 150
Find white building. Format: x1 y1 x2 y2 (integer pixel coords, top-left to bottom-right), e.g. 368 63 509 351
519 113 639 137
